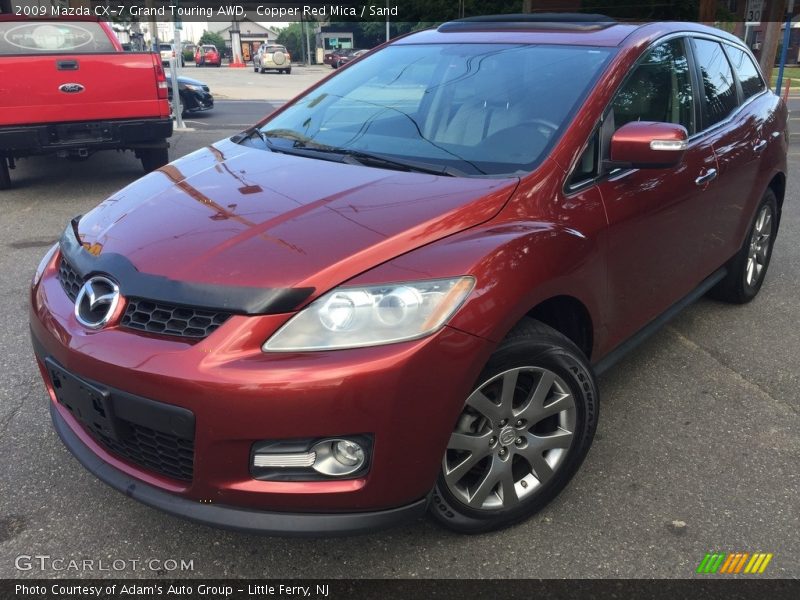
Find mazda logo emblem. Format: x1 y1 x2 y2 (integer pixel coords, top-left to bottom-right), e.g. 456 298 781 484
74 276 121 329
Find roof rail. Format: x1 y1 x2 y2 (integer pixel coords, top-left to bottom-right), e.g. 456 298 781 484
438 13 617 33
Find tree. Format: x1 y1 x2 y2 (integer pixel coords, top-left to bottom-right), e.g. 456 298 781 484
198 30 226 50
276 23 314 62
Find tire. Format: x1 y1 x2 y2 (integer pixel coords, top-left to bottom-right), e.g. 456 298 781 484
285 68 292 75
139 147 169 173
0 157 10 190
430 318 599 534
709 188 779 304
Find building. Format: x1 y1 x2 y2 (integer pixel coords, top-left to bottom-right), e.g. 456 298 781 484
208 19 280 62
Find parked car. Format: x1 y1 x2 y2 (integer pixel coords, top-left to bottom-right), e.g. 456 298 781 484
332 48 364 68
159 43 184 67
167 76 214 116
324 47 351 67
336 49 368 67
0 16 172 189
31 16 787 535
253 44 291 74
194 44 221 67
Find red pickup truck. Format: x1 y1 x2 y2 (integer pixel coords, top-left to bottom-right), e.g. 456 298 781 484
0 17 172 189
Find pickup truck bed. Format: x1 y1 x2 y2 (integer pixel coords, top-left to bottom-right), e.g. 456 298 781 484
0 18 173 189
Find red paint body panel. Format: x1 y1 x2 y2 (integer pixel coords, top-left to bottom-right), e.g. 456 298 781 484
29 21 789 522
77 138 519 294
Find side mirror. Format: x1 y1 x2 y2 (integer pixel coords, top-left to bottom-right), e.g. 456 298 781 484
608 121 688 169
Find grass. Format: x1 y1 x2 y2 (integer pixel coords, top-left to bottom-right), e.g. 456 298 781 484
770 65 800 91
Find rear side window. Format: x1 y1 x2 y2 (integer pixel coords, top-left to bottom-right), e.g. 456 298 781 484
612 38 695 134
0 21 115 54
692 39 738 127
725 45 766 100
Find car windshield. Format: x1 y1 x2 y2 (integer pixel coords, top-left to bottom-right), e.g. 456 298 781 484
202 45 216 52
159 44 172 51
256 43 612 176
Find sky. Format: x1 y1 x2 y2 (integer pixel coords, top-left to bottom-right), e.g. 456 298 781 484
179 22 289 43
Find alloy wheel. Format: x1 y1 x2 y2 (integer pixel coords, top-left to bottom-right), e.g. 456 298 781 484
745 204 773 288
443 367 576 511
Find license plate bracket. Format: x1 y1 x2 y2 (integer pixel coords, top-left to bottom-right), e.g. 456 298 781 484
45 358 121 442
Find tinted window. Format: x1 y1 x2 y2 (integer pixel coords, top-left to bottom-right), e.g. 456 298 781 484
258 44 612 176
0 21 115 54
726 45 766 100
693 39 738 127
612 39 694 133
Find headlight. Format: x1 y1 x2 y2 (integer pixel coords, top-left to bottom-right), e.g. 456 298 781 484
263 277 475 352
33 243 59 286
184 84 202 91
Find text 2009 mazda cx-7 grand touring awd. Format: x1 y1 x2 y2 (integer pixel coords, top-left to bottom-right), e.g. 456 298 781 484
30 16 787 534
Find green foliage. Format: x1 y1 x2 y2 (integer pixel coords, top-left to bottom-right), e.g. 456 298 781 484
276 23 314 61
182 49 194 62
580 0 700 20
198 30 226 50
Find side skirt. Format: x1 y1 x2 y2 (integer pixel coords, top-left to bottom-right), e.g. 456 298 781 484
593 268 727 376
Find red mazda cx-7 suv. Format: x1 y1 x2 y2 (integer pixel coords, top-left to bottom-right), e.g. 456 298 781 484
30 16 787 534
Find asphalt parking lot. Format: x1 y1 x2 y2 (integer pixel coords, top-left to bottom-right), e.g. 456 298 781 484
0 87 798 579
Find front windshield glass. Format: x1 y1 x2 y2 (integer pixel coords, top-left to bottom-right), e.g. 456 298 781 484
258 43 612 176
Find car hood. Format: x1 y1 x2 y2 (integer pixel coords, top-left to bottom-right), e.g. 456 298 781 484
177 76 206 87
76 138 518 297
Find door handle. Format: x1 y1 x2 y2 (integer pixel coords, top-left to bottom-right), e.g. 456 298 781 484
56 59 78 70
694 168 717 186
753 139 768 153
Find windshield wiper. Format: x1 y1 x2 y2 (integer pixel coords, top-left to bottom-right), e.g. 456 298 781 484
300 147 468 177
245 129 468 176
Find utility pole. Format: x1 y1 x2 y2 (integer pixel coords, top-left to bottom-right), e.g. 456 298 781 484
775 0 796 93
759 0 788 84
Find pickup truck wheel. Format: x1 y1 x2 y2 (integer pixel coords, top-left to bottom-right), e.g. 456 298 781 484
0 158 10 190
710 189 778 304
140 148 169 173
431 318 598 533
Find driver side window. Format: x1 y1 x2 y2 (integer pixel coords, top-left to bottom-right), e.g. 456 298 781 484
612 38 695 134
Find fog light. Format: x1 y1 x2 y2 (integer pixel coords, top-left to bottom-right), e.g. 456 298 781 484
312 438 367 476
332 440 364 466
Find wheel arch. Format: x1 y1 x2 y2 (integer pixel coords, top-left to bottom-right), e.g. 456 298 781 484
767 171 786 220
525 295 594 360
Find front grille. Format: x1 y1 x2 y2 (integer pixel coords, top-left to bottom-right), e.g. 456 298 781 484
121 298 230 339
56 256 231 340
92 423 195 481
58 257 81 302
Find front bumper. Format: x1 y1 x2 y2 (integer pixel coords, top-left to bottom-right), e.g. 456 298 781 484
30 250 493 531
183 90 214 113
50 402 428 535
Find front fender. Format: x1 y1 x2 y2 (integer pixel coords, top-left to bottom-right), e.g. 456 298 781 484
348 218 608 355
